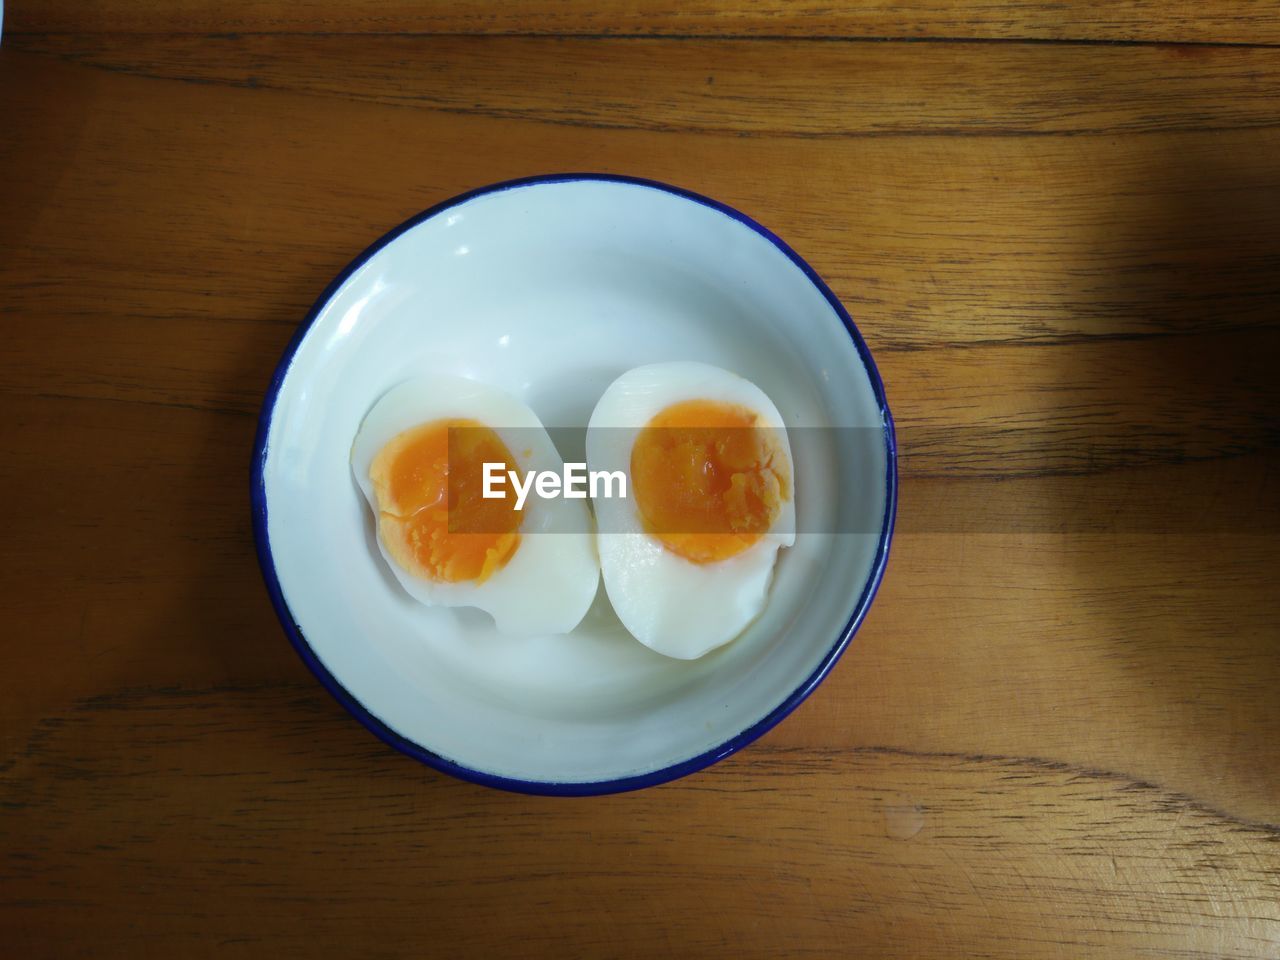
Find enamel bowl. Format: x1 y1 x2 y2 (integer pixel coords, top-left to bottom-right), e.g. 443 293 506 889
252 175 896 795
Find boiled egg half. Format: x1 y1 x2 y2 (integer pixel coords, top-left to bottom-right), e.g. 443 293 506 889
586 362 795 659
351 375 599 637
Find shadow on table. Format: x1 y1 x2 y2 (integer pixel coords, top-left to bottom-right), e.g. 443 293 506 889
1047 144 1280 822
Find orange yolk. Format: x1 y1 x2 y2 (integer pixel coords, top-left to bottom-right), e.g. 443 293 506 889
630 399 791 565
369 419 521 584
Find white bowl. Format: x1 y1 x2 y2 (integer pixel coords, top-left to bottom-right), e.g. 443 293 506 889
252 175 896 794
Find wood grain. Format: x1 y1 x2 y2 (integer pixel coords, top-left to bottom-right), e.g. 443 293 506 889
4 687 1278 959
13 34 1280 137
8 0 1280 44
2 21 1279 960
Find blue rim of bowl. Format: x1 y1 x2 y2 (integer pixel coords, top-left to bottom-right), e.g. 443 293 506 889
251 173 898 797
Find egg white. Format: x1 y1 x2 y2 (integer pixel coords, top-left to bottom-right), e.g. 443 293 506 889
586 361 796 659
351 375 599 637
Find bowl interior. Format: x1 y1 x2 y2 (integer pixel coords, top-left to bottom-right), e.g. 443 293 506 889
258 177 892 790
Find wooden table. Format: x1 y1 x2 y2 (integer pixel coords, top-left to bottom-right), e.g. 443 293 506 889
3 3 1278 957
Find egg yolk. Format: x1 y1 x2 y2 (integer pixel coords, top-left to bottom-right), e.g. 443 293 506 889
630 399 791 564
369 419 521 584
